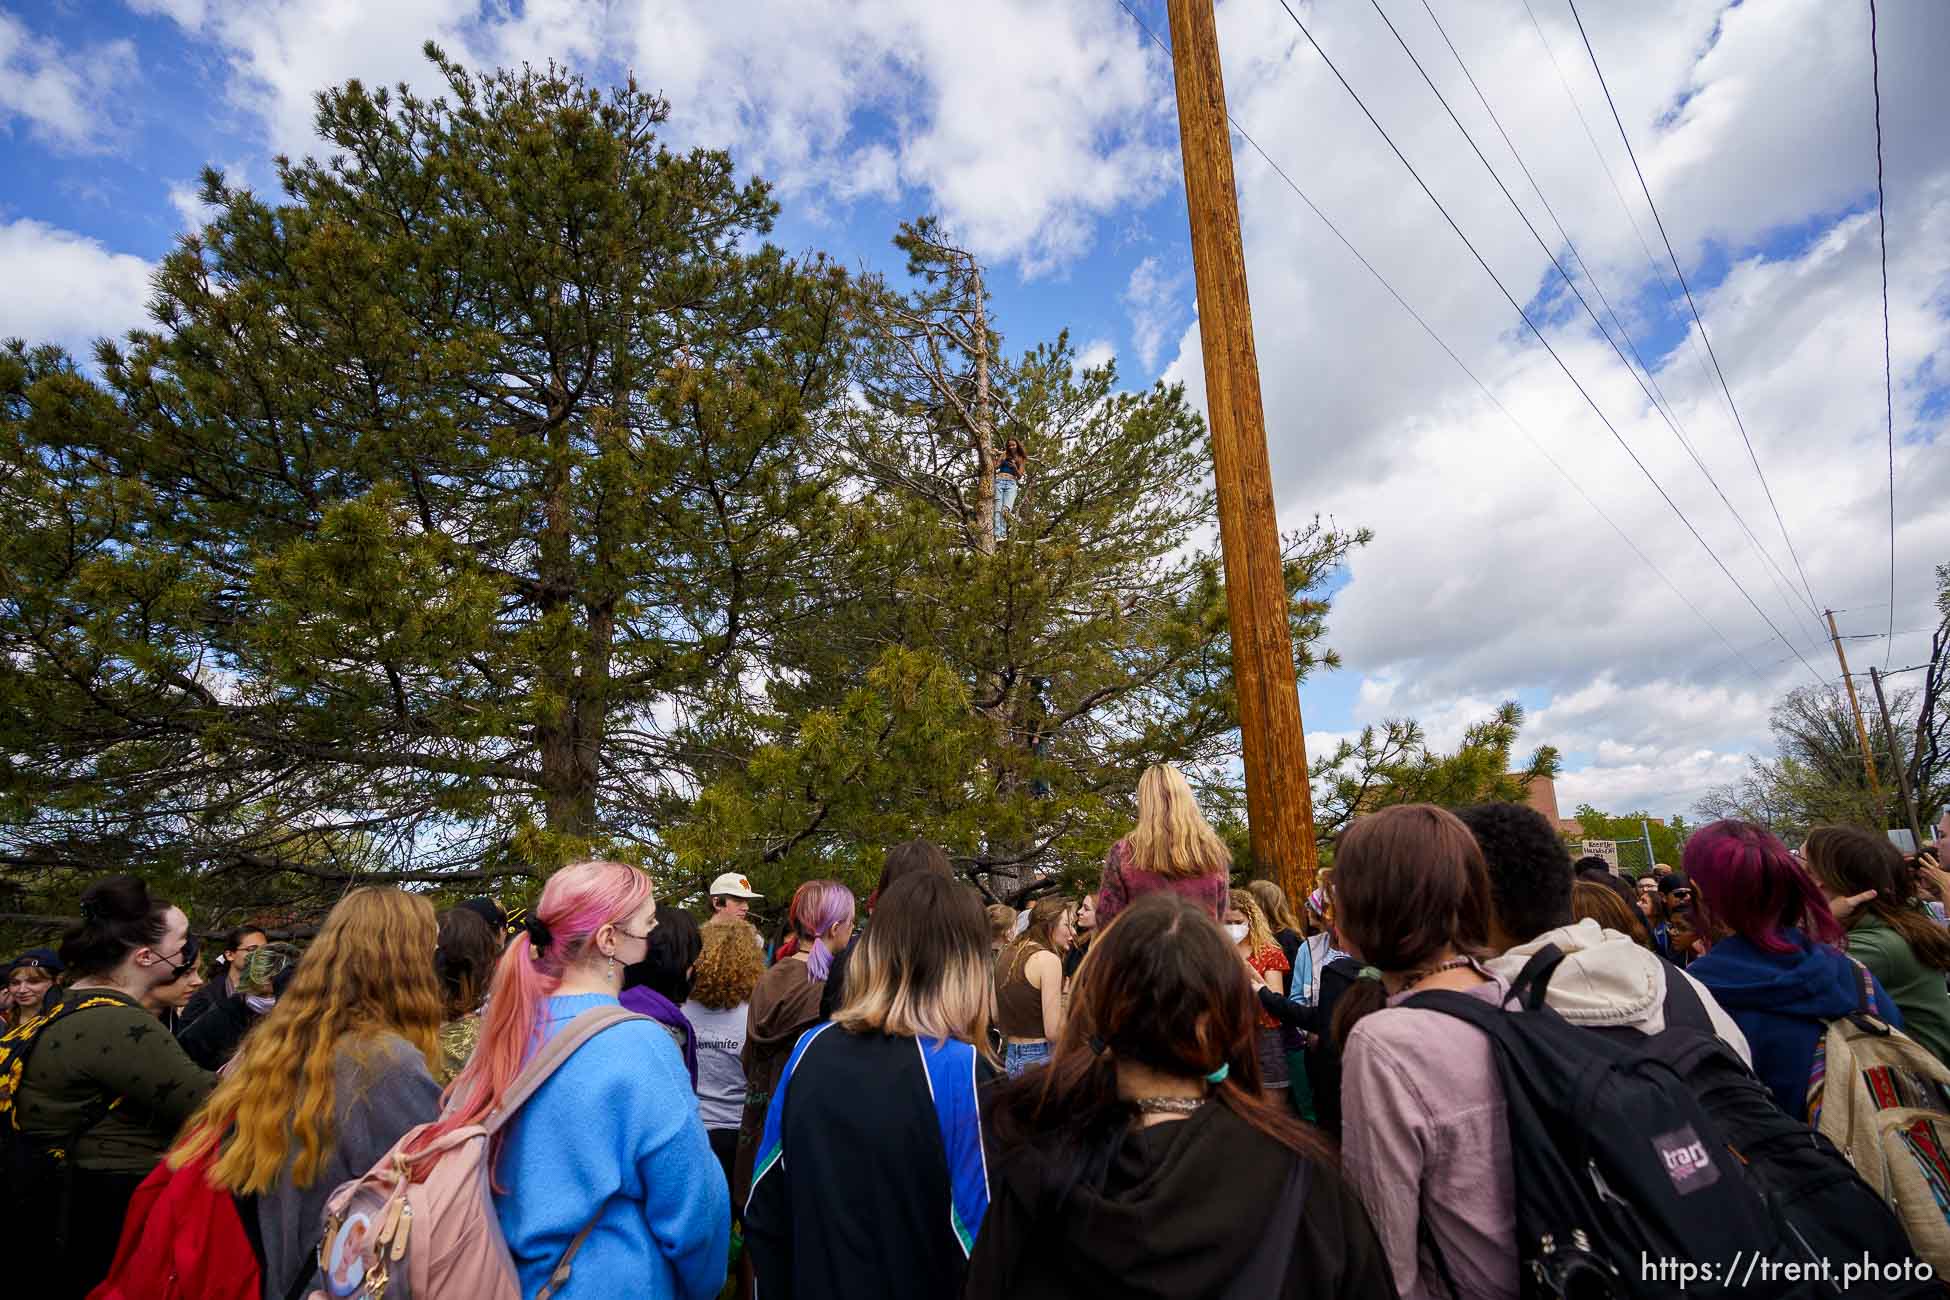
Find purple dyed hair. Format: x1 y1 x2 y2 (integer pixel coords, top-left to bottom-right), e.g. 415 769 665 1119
1682 819 1842 955
789 879 856 983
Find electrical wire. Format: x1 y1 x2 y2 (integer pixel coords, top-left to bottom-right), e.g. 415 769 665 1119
1108 0 1765 682
1268 0 1827 685
1563 0 1825 631
1370 0 1827 651
1868 0 1896 667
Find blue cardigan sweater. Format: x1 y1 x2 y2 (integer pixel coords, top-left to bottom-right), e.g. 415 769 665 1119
1689 929 1903 1117
494 993 730 1300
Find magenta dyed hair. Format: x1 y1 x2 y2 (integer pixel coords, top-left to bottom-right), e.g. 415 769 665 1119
409 860 655 1159
789 879 855 983
1682 820 1842 955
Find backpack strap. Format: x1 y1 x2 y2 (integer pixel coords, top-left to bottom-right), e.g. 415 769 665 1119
915 1036 990 1258
1507 944 1567 1011
1221 1159 1311 1299
1658 965 1714 1034
484 1004 650 1135
482 1004 650 1300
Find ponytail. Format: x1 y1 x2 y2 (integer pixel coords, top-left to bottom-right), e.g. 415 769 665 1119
60 875 172 977
412 861 653 1162
1331 966 1388 1051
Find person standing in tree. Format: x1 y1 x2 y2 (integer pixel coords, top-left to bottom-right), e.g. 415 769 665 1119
994 438 1027 539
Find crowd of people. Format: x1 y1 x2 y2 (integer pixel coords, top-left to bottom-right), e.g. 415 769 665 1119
3 774 1950 1298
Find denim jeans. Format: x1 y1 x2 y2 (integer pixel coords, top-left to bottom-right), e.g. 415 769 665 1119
994 474 1020 538
1003 1039 1051 1076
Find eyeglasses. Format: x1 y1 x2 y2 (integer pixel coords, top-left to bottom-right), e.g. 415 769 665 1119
1671 890 1693 901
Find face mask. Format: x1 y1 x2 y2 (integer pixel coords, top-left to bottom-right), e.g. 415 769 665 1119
1224 923 1248 943
244 994 276 1016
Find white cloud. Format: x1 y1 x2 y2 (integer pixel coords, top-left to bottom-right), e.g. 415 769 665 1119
1124 254 1187 374
1075 337 1116 373
0 219 155 355
1133 0 1950 811
0 11 138 153
166 181 216 231
128 0 1178 276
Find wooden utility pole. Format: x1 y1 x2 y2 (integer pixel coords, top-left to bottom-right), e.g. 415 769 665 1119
1869 666 1925 848
1826 609 1884 813
1165 0 1318 900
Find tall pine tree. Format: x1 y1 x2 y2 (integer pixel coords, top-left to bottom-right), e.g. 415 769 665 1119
0 50 850 910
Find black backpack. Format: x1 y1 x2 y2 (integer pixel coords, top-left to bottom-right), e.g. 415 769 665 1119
1409 947 1935 1299
1613 966 1929 1292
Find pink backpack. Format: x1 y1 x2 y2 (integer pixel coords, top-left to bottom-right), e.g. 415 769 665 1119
308 1005 645 1300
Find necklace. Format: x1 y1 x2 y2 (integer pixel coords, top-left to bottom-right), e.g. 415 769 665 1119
1132 1095 1207 1114
1399 955 1476 988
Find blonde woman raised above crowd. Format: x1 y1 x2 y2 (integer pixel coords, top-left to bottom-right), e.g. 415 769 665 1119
1096 764 1231 927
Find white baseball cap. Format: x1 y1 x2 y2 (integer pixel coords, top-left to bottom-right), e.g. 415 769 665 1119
708 872 763 900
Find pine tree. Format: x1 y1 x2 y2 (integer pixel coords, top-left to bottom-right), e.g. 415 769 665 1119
666 227 1367 903
0 50 851 906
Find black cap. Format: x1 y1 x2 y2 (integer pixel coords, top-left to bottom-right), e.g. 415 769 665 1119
1658 872 1692 895
6 947 63 977
457 897 508 933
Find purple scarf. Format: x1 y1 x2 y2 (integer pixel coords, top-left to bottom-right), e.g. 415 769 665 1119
618 986 699 1087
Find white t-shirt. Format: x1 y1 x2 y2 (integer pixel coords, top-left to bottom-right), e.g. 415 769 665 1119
683 999 750 1130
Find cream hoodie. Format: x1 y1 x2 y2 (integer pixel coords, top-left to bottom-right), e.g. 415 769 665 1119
1484 918 1753 1065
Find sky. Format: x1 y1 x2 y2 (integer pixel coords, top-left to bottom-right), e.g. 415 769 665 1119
2 0 1946 821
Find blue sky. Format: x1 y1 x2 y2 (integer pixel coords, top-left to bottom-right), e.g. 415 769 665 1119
3 0 1947 817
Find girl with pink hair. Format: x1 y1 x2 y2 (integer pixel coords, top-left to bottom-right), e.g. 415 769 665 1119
1685 821 1904 1116
413 860 729 1299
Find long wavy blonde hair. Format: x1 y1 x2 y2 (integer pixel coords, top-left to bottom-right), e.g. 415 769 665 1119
1125 764 1231 879
170 888 443 1194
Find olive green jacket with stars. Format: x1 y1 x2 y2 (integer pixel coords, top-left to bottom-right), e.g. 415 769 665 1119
16 988 213 1174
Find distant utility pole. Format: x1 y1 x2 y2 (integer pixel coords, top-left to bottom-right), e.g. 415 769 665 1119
1869 666 1925 848
1164 0 1318 900
1825 609 1883 814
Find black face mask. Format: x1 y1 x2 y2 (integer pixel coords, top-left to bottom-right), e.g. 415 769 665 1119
155 933 200 980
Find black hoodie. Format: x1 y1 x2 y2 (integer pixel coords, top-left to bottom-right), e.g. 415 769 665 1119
966 1100 1397 1299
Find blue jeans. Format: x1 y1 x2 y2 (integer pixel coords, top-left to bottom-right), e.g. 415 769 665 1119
994 474 1020 538
1004 1039 1050 1076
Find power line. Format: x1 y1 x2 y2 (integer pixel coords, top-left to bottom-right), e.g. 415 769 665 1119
1563 0 1826 632
1369 0 1827 651
1108 0 1765 682
1868 0 1896 667
1268 0 1826 686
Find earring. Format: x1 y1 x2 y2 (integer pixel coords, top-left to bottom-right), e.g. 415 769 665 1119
606 954 616 982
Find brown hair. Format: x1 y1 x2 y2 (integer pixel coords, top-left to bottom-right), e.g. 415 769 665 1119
1571 881 1653 950
834 873 992 1053
986 903 1018 943
691 919 766 1010
1805 826 1950 971
436 905 502 1021
1331 804 1492 1049
875 839 953 902
984 892 1331 1162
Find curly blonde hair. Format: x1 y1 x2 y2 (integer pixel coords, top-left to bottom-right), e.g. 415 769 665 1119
691 918 765 1010
169 888 442 1194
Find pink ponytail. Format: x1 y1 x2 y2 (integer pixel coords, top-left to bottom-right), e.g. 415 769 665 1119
410 860 653 1160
